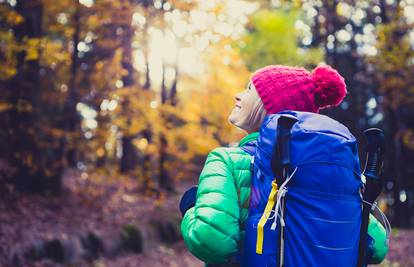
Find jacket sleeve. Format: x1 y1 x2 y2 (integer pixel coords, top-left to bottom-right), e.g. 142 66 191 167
181 147 240 264
367 213 389 264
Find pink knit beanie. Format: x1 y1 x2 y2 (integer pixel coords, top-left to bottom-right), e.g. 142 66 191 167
251 64 347 114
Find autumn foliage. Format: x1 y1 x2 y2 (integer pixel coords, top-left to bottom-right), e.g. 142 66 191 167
0 0 414 227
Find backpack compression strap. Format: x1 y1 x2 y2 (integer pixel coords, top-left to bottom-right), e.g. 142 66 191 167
255 168 296 255
256 180 279 254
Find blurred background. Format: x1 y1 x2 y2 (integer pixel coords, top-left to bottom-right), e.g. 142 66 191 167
0 0 413 266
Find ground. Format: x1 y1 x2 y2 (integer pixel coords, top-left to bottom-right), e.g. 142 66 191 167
0 170 412 267
97 242 202 267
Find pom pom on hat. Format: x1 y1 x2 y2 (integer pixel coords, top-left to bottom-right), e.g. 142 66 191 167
311 65 347 109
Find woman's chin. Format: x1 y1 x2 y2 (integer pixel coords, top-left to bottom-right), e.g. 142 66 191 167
228 116 236 126
228 111 239 125
229 117 243 130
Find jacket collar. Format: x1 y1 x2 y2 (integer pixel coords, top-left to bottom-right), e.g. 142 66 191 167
238 132 259 147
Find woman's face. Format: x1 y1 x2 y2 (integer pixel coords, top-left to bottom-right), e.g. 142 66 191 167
228 81 266 133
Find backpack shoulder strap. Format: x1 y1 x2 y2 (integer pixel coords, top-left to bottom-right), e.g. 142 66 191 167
240 140 256 156
240 140 256 172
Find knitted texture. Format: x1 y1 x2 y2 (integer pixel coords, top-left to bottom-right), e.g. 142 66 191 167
251 65 347 114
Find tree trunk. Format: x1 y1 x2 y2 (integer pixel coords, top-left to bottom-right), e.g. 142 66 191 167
142 14 151 90
169 64 178 106
158 60 174 191
120 132 137 173
65 0 81 166
119 5 138 173
158 133 173 191
8 0 61 193
160 62 167 104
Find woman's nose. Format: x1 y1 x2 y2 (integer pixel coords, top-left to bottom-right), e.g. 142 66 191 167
235 93 242 101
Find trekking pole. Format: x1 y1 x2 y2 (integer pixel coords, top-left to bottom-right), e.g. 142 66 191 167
356 128 385 267
271 114 298 267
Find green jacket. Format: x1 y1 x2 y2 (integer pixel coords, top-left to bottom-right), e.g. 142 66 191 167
181 132 388 265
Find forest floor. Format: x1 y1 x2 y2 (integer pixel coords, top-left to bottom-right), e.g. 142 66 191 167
0 169 412 267
0 169 202 267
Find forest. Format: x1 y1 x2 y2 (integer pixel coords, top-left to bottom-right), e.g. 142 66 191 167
0 0 414 266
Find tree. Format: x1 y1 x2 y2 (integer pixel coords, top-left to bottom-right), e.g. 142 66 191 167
369 3 414 227
118 0 139 173
6 0 64 193
240 8 323 71
65 0 82 166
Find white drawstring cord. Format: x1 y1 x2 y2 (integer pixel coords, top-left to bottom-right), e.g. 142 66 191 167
270 167 297 231
362 199 392 245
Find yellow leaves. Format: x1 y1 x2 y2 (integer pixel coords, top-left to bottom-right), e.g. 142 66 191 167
145 142 158 155
0 33 68 77
182 107 199 123
127 118 148 135
164 49 247 163
1 23 69 78
133 138 149 151
336 2 351 18
0 30 19 79
0 66 17 80
41 38 70 65
25 37 69 64
370 10 414 107
25 38 41 61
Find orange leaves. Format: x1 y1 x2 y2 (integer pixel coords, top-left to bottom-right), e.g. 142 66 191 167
44 127 66 139
0 4 23 26
402 130 414 150
0 102 13 112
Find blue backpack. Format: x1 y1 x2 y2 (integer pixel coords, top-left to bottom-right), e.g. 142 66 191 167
240 111 363 267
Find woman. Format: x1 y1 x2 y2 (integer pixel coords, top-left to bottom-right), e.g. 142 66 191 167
179 65 388 266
